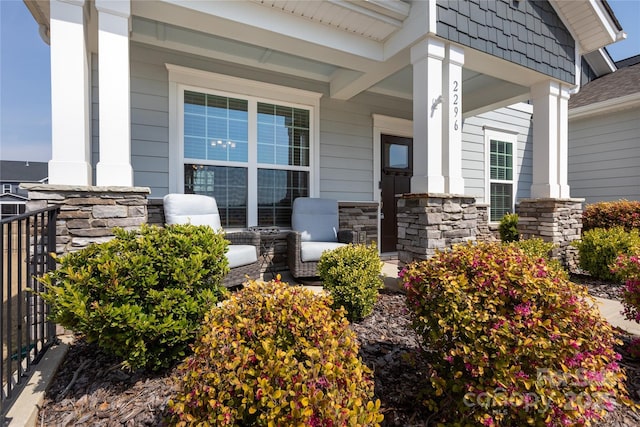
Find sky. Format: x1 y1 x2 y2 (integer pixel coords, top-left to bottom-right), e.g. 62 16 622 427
0 0 639 163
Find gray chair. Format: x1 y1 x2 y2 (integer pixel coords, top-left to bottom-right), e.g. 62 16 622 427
163 194 260 288
287 197 356 278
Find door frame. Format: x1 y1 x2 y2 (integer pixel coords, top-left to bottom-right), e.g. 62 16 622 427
372 114 413 254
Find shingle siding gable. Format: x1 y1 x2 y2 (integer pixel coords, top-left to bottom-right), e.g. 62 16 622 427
437 0 575 83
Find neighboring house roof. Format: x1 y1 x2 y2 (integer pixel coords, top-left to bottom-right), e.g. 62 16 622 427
0 161 48 183
0 193 29 203
569 59 640 118
615 54 640 69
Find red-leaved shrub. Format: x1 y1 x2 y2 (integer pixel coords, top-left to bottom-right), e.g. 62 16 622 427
583 200 640 232
401 242 633 426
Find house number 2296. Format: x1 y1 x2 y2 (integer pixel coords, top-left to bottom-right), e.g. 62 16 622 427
452 80 459 131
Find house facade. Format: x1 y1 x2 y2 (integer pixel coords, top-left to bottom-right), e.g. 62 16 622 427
0 161 48 220
569 53 640 204
24 0 624 267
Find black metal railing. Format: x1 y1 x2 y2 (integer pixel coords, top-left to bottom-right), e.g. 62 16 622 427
0 206 59 416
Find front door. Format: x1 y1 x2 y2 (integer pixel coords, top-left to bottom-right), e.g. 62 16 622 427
380 134 412 253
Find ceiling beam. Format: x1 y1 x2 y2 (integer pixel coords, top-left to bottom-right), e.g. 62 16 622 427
329 50 410 100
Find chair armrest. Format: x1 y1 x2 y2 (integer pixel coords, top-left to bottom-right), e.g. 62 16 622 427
287 230 302 248
337 229 357 244
226 230 260 247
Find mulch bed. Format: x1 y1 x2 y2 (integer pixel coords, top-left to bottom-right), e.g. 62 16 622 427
37 281 640 426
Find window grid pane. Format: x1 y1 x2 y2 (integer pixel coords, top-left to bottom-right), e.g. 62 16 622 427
257 102 309 167
183 89 312 229
490 183 513 222
257 169 309 227
184 91 248 163
490 140 513 181
184 164 248 227
490 139 514 221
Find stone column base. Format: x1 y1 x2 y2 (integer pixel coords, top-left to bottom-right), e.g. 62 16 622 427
397 193 477 267
22 184 151 255
516 198 584 271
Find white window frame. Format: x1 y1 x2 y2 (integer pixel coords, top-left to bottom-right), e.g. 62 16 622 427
2 184 11 194
484 127 518 223
167 64 322 228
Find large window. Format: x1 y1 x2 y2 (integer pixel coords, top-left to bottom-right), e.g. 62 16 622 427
486 130 517 222
178 80 316 228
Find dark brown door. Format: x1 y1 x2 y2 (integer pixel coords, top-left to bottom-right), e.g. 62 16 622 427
380 134 412 253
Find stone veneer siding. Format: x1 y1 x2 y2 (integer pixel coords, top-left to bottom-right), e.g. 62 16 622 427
397 194 477 267
476 203 500 242
22 184 150 255
338 202 379 245
516 198 583 271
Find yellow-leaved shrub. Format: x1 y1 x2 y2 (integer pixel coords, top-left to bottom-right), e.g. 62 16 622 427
168 279 383 426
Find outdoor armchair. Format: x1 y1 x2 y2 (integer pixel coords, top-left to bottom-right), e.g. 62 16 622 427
287 197 357 278
163 193 260 288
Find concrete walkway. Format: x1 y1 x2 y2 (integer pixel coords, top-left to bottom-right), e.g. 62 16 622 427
593 297 640 335
6 261 640 426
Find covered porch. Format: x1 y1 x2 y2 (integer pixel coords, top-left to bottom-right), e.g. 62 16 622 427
26 0 625 266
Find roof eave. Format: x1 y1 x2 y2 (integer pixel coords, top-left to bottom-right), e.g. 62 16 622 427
569 92 640 120
549 0 626 54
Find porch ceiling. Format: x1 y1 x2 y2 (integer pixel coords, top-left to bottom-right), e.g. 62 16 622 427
368 66 530 117
248 0 411 42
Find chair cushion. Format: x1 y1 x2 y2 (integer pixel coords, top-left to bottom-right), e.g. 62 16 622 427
300 242 346 262
163 194 222 229
291 198 339 242
226 245 258 268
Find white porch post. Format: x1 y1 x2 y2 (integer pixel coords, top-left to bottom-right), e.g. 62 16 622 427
49 0 92 185
95 0 133 186
410 38 445 193
530 81 561 198
557 85 571 198
443 44 465 194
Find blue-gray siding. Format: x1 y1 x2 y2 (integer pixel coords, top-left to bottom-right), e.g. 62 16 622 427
569 109 640 203
437 0 575 83
461 103 533 204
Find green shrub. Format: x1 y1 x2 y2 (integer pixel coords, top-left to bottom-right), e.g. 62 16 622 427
317 244 383 321
38 224 229 371
498 213 519 242
400 242 632 426
574 226 640 281
583 199 640 231
510 237 565 275
168 279 383 426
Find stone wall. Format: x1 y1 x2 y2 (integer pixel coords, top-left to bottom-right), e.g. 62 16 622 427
397 193 477 267
147 198 165 226
22 184 150 255
476 203 500 242
338 202 379 245
516 198 584 271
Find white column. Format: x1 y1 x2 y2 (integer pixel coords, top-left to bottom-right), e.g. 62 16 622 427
95 0 133 186
49 0 92 185
410 38 445 194
530 81 560 198
443 44 465 194
557 85 571 198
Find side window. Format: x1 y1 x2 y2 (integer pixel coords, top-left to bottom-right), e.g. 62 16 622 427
485 131 517 222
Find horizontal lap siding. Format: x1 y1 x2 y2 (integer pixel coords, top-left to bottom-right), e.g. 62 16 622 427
320 93 411 201
461 103 533 203
126 43 412 200
569 109 640 203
